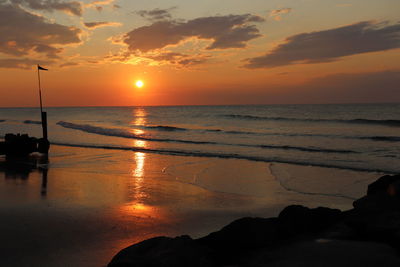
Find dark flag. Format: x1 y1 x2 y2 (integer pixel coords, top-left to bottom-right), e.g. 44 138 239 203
38 65 48 71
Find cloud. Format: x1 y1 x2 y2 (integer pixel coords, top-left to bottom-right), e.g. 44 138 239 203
270 8 292 21
144 52 209 67
11 0 83 16
87 0 114 5
59 62 79 68
85 0 115 11
0 3 82 58
123 14 264 52
244 21 400 69
136 7 176 21
0 58 53 69
84 21 121 29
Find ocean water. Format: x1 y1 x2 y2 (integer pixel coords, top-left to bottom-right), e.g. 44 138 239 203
1 103 400 173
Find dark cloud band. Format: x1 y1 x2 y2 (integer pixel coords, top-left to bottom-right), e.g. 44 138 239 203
244 21 400 69
11 0 82 16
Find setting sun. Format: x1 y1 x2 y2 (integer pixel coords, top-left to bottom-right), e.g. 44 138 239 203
135 80 144 88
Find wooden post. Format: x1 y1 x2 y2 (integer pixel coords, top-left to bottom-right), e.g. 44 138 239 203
41 111 48 140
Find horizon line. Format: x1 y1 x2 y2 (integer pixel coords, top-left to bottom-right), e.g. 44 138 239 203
1 101 400 109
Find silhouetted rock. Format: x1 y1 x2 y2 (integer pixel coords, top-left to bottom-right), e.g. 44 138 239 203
198 217 279 249
353 174 400 212
197 217 279 265
249 240 400 267
108 235 213 267
108 174 400 267
278 205 342 236
367 174 400 196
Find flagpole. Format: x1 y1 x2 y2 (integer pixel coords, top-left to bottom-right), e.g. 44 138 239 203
37 65 43 114
37 65 48 141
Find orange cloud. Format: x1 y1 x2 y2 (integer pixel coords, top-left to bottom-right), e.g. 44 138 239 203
123 14 265 52
0 3 81 61
269 8 292 21
84 21 122 29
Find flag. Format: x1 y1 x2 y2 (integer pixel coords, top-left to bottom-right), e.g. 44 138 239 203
38 65 48 71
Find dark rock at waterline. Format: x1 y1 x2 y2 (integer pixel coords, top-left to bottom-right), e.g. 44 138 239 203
278 205 342 236
249 239 400 267
367 174 400 196
108 235 214 267
198 217 279 250
108 174 400 267
353 174 400 212
197 217 279 265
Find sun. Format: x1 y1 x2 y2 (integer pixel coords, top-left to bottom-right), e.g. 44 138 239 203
135 80 144 88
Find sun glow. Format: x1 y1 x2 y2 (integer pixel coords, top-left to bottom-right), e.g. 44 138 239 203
135 80 144 88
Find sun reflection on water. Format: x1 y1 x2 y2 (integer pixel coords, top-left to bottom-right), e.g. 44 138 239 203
128 108 148 211
132 152 145 178
131 108 147 179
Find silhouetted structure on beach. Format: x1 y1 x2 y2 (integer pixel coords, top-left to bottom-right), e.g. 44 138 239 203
0 134 49 156
0 155 49 197
0 65 50 156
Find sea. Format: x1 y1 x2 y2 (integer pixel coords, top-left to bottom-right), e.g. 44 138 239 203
1 103 400 173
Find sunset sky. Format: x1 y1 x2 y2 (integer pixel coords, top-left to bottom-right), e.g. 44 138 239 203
0 0 399 107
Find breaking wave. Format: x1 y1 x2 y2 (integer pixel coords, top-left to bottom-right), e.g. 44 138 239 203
143 125 187 131
57 121 215 145
57 121 358 154
51 142 394 174
23 120 42 125
222 114 400 127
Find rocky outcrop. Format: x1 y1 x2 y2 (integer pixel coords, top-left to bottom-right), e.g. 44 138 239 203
108 174 400 267
108 236 214 267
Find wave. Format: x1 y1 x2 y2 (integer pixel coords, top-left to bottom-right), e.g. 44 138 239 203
222 114 400 127
51 142 395 174
57 121 359 154
256 145 355 154
140 125 255 135
205 128 400 142
23 120 42 125
359 136 400 142
57 121 216 145
144 125 187 131
209 129 258 135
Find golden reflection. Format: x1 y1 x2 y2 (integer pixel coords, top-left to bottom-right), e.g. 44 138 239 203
131 107 147 178
132 152 145 178
133 108 146 127
118 202 168 221
128 108 148 209
134 140 146 148
133 129 144 135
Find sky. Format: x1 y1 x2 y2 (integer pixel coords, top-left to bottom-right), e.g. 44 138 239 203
0 0 399 107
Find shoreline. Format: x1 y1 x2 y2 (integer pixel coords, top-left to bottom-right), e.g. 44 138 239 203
0 145 390 266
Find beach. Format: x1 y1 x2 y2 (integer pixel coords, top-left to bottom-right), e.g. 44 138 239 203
0 144 383 267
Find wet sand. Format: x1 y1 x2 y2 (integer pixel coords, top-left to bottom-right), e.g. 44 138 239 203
0 145 382 266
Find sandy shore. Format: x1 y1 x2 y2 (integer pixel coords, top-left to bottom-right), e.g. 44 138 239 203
0 145 382 266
